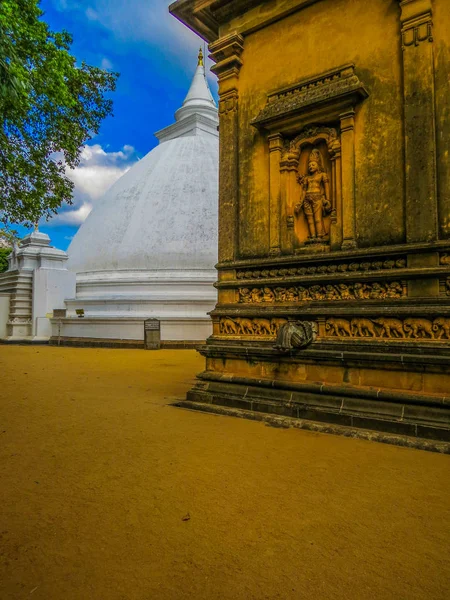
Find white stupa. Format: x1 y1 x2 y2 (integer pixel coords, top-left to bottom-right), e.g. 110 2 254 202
53 50 218 346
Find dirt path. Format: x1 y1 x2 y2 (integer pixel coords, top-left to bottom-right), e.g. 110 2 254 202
0 345 449 600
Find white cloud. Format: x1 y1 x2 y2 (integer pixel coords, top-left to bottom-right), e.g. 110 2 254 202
100 57 113 70
54 204 94 225
46 143 138 227
67 164 126 202
85 7 99 21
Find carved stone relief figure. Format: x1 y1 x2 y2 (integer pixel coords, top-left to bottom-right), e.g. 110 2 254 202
278 127 339 251
295 148 331 243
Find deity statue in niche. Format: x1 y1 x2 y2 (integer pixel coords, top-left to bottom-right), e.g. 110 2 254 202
295 148 331 242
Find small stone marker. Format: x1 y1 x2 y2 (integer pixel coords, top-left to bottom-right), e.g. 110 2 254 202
144 318 160 350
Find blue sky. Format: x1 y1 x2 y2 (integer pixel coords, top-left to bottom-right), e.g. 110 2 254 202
15 0 217 250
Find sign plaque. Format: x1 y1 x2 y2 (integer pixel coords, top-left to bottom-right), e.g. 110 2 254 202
144 319 161 349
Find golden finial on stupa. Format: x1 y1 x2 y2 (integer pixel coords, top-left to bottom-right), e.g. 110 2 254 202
198 47 204 66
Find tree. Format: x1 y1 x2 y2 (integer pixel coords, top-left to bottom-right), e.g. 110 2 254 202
0 0 118 227
0 247 12 273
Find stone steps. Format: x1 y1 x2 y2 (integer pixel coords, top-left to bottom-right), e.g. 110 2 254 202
0 270 33 338
184 376 450 447
176 397 450 453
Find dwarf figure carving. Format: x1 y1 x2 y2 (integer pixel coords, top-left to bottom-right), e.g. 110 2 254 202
295 148 331 241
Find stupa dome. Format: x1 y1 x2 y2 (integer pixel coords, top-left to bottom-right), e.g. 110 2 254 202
68 51 218 273
67 134 218 272
57 51 219 345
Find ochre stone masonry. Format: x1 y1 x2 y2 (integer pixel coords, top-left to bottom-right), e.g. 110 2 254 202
170 0 450 442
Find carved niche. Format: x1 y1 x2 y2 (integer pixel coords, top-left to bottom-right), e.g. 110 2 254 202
280 126 341 251
253 64 368 255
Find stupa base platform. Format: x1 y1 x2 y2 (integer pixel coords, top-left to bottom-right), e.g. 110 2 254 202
48 336 204 349
49 315 212 348
0 337 50 345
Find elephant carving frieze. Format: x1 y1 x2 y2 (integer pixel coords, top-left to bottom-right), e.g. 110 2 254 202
433 317 450 339
324 317 450 341
218 315 450 341
219 317 288 337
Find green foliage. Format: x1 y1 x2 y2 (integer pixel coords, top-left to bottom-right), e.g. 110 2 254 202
0 227 17 244
0 0 118 226
0 247 12 272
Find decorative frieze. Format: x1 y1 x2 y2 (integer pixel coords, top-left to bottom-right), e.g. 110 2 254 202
219 316 287 336
218 315 450 341
238 281 405 303
325 317 450 340
236 257 407 280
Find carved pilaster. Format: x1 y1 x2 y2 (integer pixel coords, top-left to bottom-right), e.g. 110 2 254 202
268 133 283 256
399 0 437 243
340 110 357 250
280 152 298 254
280 152 295 254
210 33 244 263
328 138 342 250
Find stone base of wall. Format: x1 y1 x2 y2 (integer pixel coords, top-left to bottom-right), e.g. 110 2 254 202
183 341 450 445
0 338 49 345
174 399 450 454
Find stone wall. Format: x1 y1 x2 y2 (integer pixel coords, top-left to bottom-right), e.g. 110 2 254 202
170 0 450 443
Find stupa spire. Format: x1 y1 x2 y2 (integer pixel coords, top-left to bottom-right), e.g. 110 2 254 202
155 48 218 143
174 49 217 122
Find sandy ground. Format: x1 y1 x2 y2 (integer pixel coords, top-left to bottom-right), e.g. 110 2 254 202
0 346 449 600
